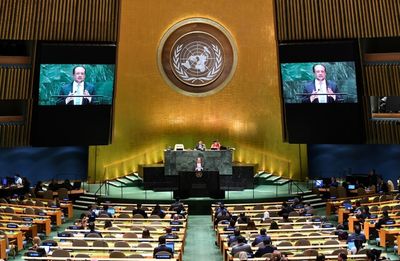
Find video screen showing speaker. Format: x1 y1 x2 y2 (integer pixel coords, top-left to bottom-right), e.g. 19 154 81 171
38 64 115 106
31 42 116 146
279 41 364 144
281 62 358 104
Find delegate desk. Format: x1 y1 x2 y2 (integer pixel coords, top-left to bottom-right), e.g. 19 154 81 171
0 238 5 260
0 185 25 198
378 225 400 248
164 149 233 176
0 213 52 236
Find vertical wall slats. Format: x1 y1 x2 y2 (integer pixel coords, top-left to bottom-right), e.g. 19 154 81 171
0 66 32 147
276 0 400 41
364 64 400 96
0 67 31 100
0 0 119 41
364 64 400 144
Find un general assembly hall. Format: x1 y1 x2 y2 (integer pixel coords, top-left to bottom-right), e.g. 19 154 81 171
0 1 400 260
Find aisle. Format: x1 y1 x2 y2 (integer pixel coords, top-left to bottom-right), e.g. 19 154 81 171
182 215 222 261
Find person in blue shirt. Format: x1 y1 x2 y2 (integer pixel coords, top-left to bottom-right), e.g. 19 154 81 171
224 219 236 231
251 228 270 247
347 225 366 253
153 236 173 258
228 228 245 247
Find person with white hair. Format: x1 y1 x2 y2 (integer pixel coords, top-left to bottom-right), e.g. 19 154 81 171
238 251 248 261
261 210 270 222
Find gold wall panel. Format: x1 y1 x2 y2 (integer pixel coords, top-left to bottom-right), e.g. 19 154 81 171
276 0 400 41
88 0 307 182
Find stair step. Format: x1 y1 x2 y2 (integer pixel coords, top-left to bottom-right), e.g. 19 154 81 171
311 202 326 208
79 196 97 200
269 176 282 182
303 198 324 203
302 193 319 199
84 192 97 196
107 181 122 187
73 204 89 210
75 200 97 205
259 173 274 179
124 175 141 182
275 179 290 185
292 190 312 195
254 171 266 178
116 178 131 185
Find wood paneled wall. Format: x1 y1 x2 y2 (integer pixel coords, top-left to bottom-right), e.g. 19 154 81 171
0 0 119 41
275 0 400 41
0 66 32 100
0 65 32 147
364 65 400 96
364 64 400 144
0 100 32 147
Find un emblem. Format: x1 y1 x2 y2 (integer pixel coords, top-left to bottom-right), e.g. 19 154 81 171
172 34 223 86
158 18 237 96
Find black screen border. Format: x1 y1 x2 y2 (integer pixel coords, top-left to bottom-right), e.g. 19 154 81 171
278 40 365 144
31 42 117 146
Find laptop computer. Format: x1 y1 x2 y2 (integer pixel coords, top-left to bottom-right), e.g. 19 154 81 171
343 202 353 210
41 245 51 254
165 242 174 253
348 184 355 190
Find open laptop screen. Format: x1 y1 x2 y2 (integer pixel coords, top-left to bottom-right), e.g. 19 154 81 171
165 242 174 254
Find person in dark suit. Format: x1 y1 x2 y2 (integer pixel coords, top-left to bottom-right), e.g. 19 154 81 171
151 204 166 218
195 140 206 151
375 210 393 230
160 227 178 239
254 238 276 257
169 198 186 216
153 236 173 257
231 236 253 256
302 64 340 103
57 66 96 105
85 222 102 237
132 203 148 218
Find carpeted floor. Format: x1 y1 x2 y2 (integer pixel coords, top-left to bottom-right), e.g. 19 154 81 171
182 215 222 261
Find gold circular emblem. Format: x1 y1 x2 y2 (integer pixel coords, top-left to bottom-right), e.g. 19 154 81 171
158 18 237 96
195 171 203 178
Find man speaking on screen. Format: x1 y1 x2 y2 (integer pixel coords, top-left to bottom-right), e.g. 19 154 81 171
57 66 96 105
302 64 339 103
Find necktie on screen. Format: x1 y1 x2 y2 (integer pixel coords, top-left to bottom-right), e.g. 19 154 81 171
75 83 83 105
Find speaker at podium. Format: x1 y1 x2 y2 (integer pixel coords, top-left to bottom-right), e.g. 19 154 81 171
174 171 224 199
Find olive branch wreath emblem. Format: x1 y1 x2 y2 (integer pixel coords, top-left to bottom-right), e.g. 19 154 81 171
172 44 222 84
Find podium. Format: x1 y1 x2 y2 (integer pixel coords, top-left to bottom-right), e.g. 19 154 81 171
164 149 233 176
174 171 224 199
164 150 232 198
